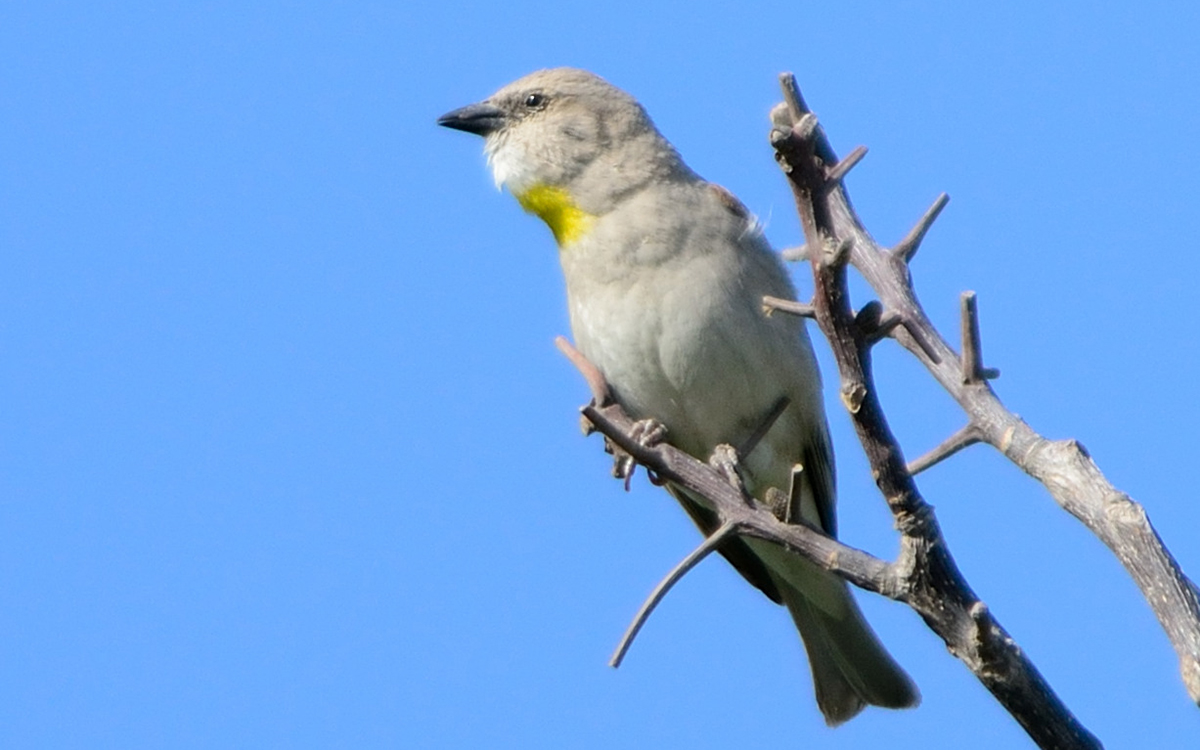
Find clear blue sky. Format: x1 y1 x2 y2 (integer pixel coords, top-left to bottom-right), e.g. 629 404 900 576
4 1 1199 747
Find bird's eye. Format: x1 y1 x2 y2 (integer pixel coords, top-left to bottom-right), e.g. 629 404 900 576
524 93 546 109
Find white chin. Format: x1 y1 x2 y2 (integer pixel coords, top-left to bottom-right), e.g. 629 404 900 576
485 139 533 193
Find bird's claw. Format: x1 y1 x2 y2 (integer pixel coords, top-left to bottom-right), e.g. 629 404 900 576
709 444 751 500
610 418 668 490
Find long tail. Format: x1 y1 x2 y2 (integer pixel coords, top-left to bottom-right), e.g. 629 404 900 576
777 569 919 725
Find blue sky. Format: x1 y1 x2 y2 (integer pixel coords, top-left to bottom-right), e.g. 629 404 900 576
4 1 1200 747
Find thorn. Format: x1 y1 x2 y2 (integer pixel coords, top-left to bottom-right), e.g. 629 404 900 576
826 145 867 184
893 193 949 264
960 291 999 384
907 423 984 475
781 245 808 262
785 464 804 525
763 296 816 319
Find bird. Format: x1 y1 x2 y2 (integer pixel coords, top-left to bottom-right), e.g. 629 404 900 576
438 67 918 725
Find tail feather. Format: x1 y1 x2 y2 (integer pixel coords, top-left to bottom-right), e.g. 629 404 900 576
780 577 920 725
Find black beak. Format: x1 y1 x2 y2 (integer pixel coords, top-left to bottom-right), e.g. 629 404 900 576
437 102 506 136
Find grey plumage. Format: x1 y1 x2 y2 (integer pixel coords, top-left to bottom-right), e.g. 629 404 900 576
440 67 918 725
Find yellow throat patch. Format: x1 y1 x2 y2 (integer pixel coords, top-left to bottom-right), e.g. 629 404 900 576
515 184 596 247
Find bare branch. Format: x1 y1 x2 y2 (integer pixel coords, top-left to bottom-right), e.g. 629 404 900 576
573 344 1096 748
580 401 898 596
771 74 1102 749
800 89 1200 709
557 72 1200 748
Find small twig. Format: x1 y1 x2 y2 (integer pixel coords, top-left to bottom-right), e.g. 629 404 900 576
556 336 610 405
960 292 1000 383
779 72 808 123
892 192 950 264
610 520 740 668
785 464 804 525
781 245 808 262
578 397 899 595
907 423 984 476
762 295 816 318
826 145 868 184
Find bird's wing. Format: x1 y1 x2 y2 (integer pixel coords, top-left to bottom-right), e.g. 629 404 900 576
801 425 838 538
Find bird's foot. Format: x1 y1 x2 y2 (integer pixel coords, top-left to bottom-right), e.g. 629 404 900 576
708 444 751 504
610 418 669 490
629 418 668 448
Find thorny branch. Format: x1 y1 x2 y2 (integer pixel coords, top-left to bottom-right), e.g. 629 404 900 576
767 70 1200 727
768 73 1100 749
557 73 1200 749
